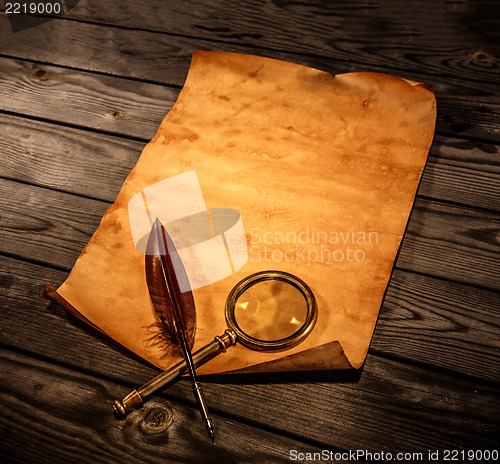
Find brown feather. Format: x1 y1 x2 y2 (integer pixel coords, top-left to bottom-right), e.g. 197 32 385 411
145 218 196 356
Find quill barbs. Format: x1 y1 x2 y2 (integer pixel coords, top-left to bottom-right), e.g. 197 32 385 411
145 217 215 441
145 218 196 354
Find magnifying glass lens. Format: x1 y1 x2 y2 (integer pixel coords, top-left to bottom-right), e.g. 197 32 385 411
114 270 318 418
233 280 308 342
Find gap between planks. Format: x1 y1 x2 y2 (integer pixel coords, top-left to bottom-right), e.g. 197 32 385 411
1 247 498 383
0 107 498 211
1 1 497 86
0 53 498 142
0 348 334 464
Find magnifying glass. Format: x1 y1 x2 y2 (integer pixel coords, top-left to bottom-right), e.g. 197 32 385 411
113 270 317 418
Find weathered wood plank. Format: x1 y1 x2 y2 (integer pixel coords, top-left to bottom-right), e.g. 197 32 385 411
419 137 500 212
371 269 500 380
5 0 499 85
0 16 196 83
0 57 174 140
0 2 497 461
0 348 330 464
397 199 500 291
1 178 498 291
207 358 500 456
1 237 499 386
0 113 144 202
0 25 498 142
0 178 109 270
0 256 152 375
0 56 498 144
1 111 499 211
1 257 498 457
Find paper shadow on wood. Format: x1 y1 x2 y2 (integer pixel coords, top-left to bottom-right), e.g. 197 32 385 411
44 50 436 376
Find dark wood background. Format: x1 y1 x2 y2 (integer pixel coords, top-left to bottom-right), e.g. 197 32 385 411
0 1 498 462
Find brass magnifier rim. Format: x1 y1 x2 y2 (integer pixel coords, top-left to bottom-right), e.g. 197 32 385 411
112 270 318 419
225 270 318 351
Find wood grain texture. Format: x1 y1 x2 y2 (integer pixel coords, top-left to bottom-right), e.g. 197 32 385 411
0 178 109 269
398 198 500 291
1 111 498 211
0 1 499 460
1 178 498 291
17 0 500 84
0 57 174 140
0 349 329 464
0 113 144 201
1 258 498 458
0 28 498 142
1 247 498 387
371 269 500 381
0 256 156 376
419 137 500 212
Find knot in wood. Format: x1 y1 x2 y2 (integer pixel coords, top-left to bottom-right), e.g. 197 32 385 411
141 406 173 434
33 69 48 80
470 51 496 66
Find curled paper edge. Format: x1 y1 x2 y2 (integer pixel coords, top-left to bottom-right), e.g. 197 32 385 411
44 50 437 375
44 283 356 372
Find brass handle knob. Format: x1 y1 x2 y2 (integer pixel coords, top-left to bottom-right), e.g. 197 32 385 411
112 330 237 418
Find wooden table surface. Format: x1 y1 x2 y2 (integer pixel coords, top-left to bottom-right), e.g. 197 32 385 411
0 1 499 463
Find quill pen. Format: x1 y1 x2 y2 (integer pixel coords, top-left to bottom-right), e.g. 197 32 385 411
145 217 215 442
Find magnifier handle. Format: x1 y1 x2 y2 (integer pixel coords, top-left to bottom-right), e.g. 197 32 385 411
112 329 238 418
